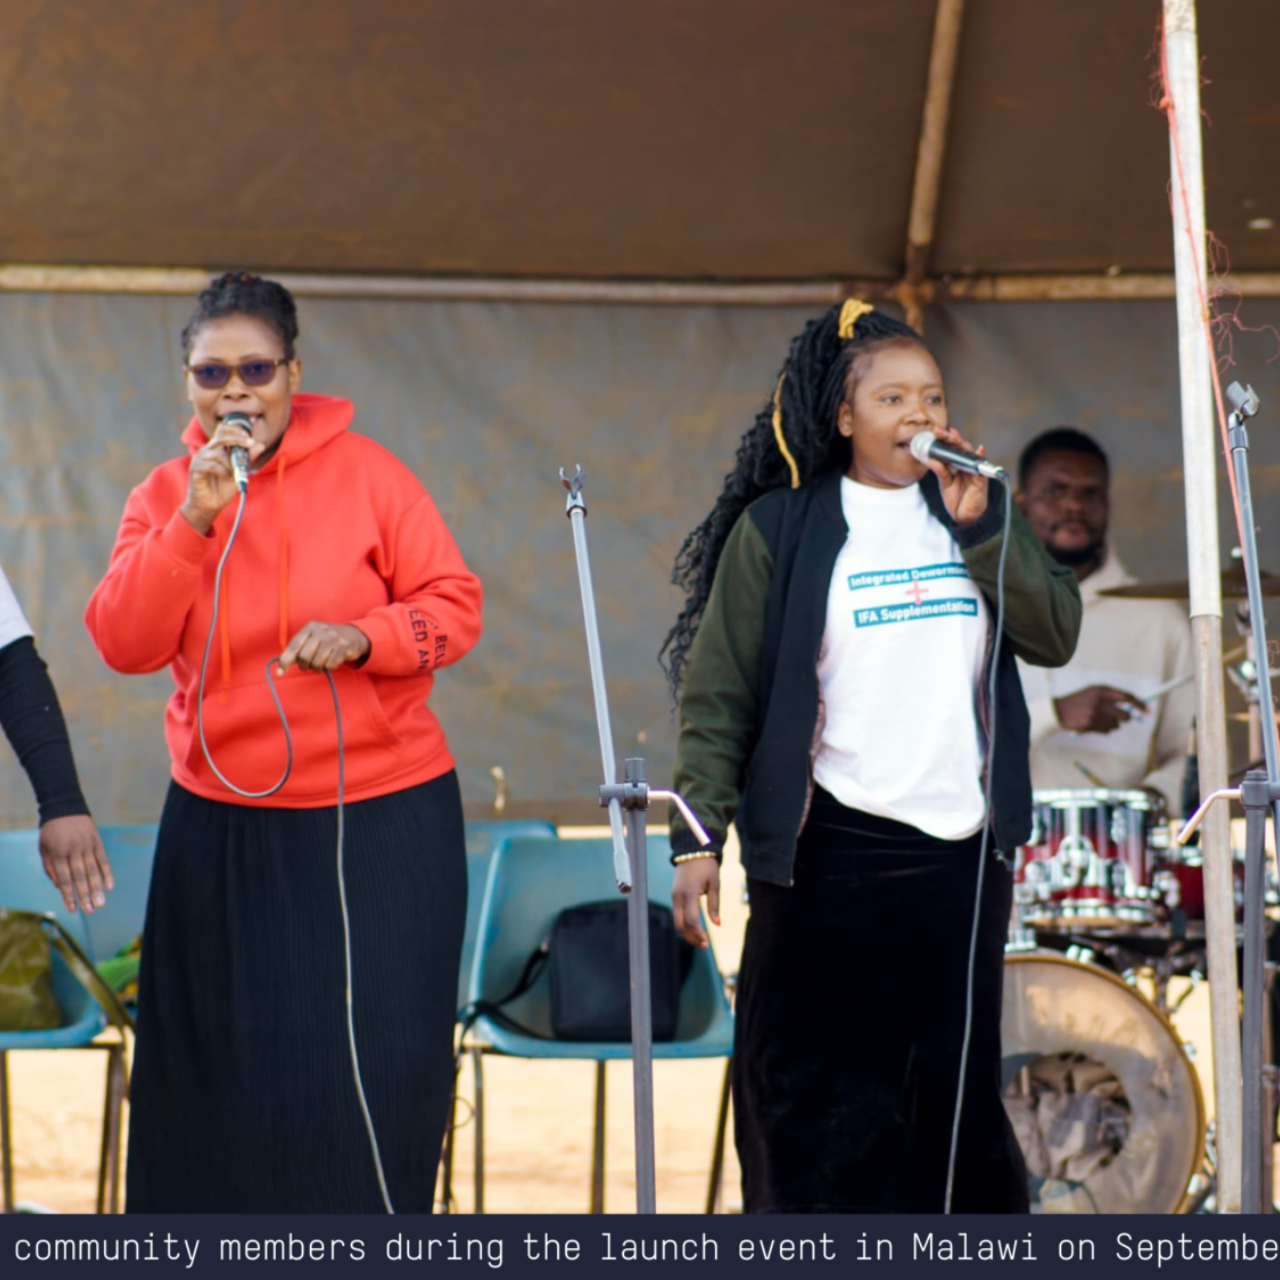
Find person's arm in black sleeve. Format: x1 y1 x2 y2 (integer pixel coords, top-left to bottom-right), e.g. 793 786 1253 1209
0 636 90 821
0 636 113 914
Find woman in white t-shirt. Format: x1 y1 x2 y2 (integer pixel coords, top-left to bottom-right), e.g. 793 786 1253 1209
660 301 1080 1213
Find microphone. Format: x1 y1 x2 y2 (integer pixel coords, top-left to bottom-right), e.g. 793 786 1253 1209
223 412 252 492
909 431 1007 481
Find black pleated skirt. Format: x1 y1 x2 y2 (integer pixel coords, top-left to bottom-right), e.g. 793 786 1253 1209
733 786 1028 1214
126 772 466 1213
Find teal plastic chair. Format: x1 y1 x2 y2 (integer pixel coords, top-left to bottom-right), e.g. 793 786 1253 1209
79 824 158 970
464 834 734 1213
0 823 156 1213
459 820 556 1017
439 818 557 1211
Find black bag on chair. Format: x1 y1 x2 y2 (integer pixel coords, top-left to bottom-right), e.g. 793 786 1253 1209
548 900 694 1042
458 900 696 1044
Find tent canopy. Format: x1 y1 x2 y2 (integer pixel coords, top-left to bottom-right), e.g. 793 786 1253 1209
4 0 1279 283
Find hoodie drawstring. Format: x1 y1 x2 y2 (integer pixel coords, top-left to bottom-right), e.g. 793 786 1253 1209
217 523 233 704
214 454 290 703
277 454 290 653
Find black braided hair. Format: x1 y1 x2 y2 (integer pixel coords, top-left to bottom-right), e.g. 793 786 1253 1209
659 303 923 698
180 270 300 360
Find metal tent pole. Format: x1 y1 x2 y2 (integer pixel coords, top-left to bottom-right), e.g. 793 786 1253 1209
1163 0 1242 1214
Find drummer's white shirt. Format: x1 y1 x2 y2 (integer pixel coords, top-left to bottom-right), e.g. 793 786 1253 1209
813 477 990 840
1017 548 1194 810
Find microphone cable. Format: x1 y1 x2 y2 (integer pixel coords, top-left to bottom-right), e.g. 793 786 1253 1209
943 475 1014 1215
196 477 396 1215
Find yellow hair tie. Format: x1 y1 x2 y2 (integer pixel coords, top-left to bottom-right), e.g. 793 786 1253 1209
837 298 875 340
771 373 801 490
771 299 872 492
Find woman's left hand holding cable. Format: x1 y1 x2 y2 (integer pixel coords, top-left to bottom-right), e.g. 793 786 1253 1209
920 424 991 526
277 622 371 674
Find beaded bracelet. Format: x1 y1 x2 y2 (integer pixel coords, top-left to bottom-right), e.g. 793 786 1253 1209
671 849 720 865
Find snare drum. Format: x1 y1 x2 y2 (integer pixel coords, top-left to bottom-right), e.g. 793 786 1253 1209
1015 789 1165 929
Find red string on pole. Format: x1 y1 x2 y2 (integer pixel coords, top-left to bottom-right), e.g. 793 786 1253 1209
1155 19 1245 539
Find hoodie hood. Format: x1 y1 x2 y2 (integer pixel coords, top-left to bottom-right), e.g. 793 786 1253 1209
180 393 355 468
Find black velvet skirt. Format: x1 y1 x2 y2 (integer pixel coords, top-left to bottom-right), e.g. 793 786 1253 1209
733 786 1028 1213
126 772 466 1213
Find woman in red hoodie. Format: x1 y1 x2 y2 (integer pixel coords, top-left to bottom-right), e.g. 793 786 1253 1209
85 272 483 1213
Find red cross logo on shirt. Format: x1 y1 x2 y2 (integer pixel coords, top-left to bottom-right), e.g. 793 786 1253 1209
904 579 930 605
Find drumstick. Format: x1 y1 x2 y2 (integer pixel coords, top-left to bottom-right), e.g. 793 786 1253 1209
1137 671 1194 703
1072 759 1109 788
1138 644 1250 706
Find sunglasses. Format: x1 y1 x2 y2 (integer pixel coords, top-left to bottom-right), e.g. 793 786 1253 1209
185 358 289 390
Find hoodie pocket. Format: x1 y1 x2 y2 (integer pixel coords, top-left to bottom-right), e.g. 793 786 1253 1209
346 671 402 752
180 666 404 788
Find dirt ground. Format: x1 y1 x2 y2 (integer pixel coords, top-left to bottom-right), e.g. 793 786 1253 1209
0 828 1251 1214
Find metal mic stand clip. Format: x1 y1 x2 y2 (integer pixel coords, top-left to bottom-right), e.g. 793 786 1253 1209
558 465 712 1216
1178 382 1279 1214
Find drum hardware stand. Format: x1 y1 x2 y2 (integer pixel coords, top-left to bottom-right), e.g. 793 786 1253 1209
1178 382 1279 1215
1006 914 1038 953
1122 953 1193 1018
1085 939 1202 1017
1187 1136 1217 1216
558 465 712 1216
1146 955 1189 1017
1167 965 1205 1017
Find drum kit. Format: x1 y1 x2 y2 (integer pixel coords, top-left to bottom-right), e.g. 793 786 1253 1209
1001 562 1280 1215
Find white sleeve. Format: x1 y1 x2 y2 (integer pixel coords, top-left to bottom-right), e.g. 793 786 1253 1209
0 565 34 650
1017 657 1062 747
1143 610 1196 811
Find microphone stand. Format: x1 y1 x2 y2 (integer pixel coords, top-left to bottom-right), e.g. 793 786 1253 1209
1178 382 1279 1213
558 466 711 1215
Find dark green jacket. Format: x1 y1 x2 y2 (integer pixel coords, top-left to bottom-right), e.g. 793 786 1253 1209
670 471 1082 886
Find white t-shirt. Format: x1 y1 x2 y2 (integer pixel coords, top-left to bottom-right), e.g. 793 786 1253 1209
0 565 33 651
813 477 990 840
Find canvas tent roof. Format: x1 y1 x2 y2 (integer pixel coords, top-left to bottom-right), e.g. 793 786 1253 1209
3 0 1279 286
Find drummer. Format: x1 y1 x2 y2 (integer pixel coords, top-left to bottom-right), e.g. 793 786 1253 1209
1015 428 1194 812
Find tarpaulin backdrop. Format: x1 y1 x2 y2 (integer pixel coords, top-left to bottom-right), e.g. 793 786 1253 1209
2 293 1278 826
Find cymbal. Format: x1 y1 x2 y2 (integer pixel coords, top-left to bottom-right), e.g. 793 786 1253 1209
1098 563 1280 601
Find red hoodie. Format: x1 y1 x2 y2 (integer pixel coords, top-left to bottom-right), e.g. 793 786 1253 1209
84 394 483 808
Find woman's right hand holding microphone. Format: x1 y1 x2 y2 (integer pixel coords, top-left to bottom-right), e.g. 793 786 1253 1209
180 419 265 535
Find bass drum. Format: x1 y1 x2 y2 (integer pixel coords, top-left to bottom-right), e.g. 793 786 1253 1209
1001 952 1205 1214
